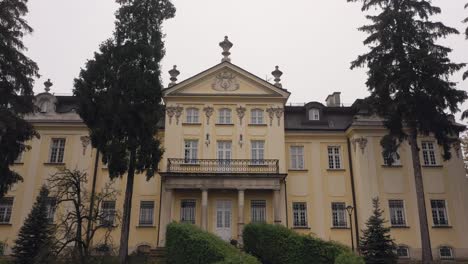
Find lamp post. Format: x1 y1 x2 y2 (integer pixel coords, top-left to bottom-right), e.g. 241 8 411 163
346 205 355 252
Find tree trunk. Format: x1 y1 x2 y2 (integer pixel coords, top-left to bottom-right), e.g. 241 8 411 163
119 149 136 264
408 129 433 263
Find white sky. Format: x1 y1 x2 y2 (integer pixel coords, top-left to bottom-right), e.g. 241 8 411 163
24 0 468 118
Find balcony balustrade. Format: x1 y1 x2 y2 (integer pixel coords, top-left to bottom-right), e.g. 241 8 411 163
166 158 279 174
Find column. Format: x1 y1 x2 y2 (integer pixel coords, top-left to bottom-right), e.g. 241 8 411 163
201 189 208 231
237 189 245 242
273 189 282 224
159 188 173 246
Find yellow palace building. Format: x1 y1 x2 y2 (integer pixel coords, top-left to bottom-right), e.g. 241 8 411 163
2 37 468 261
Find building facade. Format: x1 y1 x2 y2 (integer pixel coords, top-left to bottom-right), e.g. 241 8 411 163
2 37 468 261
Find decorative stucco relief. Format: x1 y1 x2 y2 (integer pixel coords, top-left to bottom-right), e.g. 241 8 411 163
166 105 184 125
212 71 240 91
266 107 275 126
80 136 91 155
352 137 368 154
275 107 284 126
236 106 246 125
203 106 214 125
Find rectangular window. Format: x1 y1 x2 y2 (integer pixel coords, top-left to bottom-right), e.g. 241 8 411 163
45 197 56 224
383 152 401 166
290 146 304 170
422 141 437 166
250 109 264 124
49 138 66 163
331 202 347 227
396 246 410 258
186 108 199 123
251 200 266 223
389 200 406 226
251 140 265 164
431 200 448 226
293 202 307 227
100 201 116 226
439 247 453 259
184 140 198 163
218 109 232 124
309 108 320 121
0 197 13 224
180 199 196 224
327 146 342 169
139 201 155 226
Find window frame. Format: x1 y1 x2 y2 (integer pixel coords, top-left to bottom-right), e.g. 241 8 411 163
292 202 308 228
100 200 116 227
331 202 347 228
0 197 14 224
383 152 402 166
250 109 264 125
250 200 267 223
45 197 57 224
290 146 305 170
422 141 437 166
185 108 200 124
49 138 66 164
439 246 454 260
184 140 198 164
251 140 265 164
139 201 155 226
218 108 232 124
431 199 449 226
327 146 342 169
396 245 410 259
180 199 196 224
308 108 320 121
388 200 407 227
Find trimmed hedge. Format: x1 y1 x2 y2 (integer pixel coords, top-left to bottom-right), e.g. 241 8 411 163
166 222 259 264
243 223 359 264
334 252 365 264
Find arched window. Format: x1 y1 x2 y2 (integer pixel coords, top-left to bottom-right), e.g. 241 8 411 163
218 108 232 124
308 108 320 121
250 109 264 124
186 108 199 123
396 245 410 258
439 246 454 259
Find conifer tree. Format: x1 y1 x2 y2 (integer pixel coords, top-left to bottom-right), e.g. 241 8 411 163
0 0 40 198
73 1 175 263
348 1 467 262
359 198 397 264
464 3 468 81
12 186 55 264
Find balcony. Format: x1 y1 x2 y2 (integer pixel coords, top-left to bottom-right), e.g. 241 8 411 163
166 159 279 174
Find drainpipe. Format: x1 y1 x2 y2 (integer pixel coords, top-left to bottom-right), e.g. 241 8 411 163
347 138 360 250
284 180 289 228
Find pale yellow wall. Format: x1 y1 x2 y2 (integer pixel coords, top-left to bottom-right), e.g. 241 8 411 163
348 129 468 260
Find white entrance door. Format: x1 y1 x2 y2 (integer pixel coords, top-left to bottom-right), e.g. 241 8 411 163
215 200 232 241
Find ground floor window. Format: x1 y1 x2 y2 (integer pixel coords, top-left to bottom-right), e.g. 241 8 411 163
331 202 347 227
100 200 116 226
139 201 155 226
292 202 307 227
439 246 454 259
251 200 266 223
396 246 410 258
180 199 196 224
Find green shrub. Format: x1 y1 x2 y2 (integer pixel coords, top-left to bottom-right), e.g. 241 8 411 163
243 223 356 264
334 252 365 264
166 222 259 264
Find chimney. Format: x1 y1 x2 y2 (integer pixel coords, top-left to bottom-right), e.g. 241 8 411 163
325 92 341 107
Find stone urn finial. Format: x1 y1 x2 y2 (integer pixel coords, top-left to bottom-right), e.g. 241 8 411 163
219 36 233 62
271 66 283 88
44 79 53 93
168 65 180 87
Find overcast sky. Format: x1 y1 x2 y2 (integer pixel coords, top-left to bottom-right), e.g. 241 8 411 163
23 0 468 118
